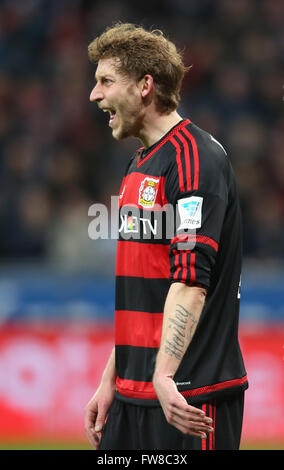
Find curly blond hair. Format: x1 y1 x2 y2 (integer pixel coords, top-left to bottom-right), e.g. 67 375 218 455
88 23 190 113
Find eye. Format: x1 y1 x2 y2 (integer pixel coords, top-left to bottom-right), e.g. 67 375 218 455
102 78 113 85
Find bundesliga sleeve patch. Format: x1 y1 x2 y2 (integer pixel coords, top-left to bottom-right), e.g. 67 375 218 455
177 196 203 230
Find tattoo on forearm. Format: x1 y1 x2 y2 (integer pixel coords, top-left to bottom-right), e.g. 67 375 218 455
164 304 198 360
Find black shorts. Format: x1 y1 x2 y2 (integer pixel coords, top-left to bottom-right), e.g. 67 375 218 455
99 392 244 450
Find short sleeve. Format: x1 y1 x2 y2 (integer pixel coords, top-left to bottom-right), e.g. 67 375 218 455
165 130 229 289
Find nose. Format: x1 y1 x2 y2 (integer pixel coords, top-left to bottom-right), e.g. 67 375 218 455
90 83 104 102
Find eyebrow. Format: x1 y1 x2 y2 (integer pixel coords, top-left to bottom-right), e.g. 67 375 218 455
94 72 115 82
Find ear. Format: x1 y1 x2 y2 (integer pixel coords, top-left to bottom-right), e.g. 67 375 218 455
139 74 154 98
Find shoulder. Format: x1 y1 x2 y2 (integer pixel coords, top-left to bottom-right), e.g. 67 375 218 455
164 120 228 168
179 122 228 172
187 122 227 164
164 120 233 201
193 124 237 197
176 121 230 189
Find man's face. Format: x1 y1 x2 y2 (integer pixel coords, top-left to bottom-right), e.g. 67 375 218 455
90 57 143 140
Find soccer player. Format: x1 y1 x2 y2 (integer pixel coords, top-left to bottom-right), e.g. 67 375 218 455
84 23 248 450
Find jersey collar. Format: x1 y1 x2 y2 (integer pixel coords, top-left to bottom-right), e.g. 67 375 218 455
137 119 191 167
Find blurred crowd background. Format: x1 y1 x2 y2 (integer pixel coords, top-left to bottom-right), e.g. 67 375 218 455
0 0 283 272
0 0 283 449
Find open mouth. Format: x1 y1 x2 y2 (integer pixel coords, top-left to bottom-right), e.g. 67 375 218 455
102 108 116 126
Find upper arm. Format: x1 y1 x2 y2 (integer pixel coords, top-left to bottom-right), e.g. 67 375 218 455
165 131 229 290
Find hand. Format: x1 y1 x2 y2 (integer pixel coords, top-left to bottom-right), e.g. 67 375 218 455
153 374 213 439
84 382 115 450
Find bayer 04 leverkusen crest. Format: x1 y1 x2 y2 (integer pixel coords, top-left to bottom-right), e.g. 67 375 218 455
138 177 160 209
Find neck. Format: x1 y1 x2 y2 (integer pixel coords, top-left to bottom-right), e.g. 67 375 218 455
137 109 183 148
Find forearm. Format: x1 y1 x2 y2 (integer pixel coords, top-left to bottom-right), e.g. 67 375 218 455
85 347 117 449
101 346 117 387
152 283 213 438
154 283 206 381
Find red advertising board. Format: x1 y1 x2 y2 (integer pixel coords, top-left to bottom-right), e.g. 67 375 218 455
0 324 114 442
0 324 283 446
240 326 284 443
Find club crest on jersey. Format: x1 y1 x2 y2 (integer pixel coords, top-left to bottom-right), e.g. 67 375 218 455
138 177 159 208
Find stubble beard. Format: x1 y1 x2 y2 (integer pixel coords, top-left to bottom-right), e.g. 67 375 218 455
112 98 143 141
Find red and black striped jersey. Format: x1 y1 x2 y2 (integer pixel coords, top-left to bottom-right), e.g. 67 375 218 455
115 118 248 406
